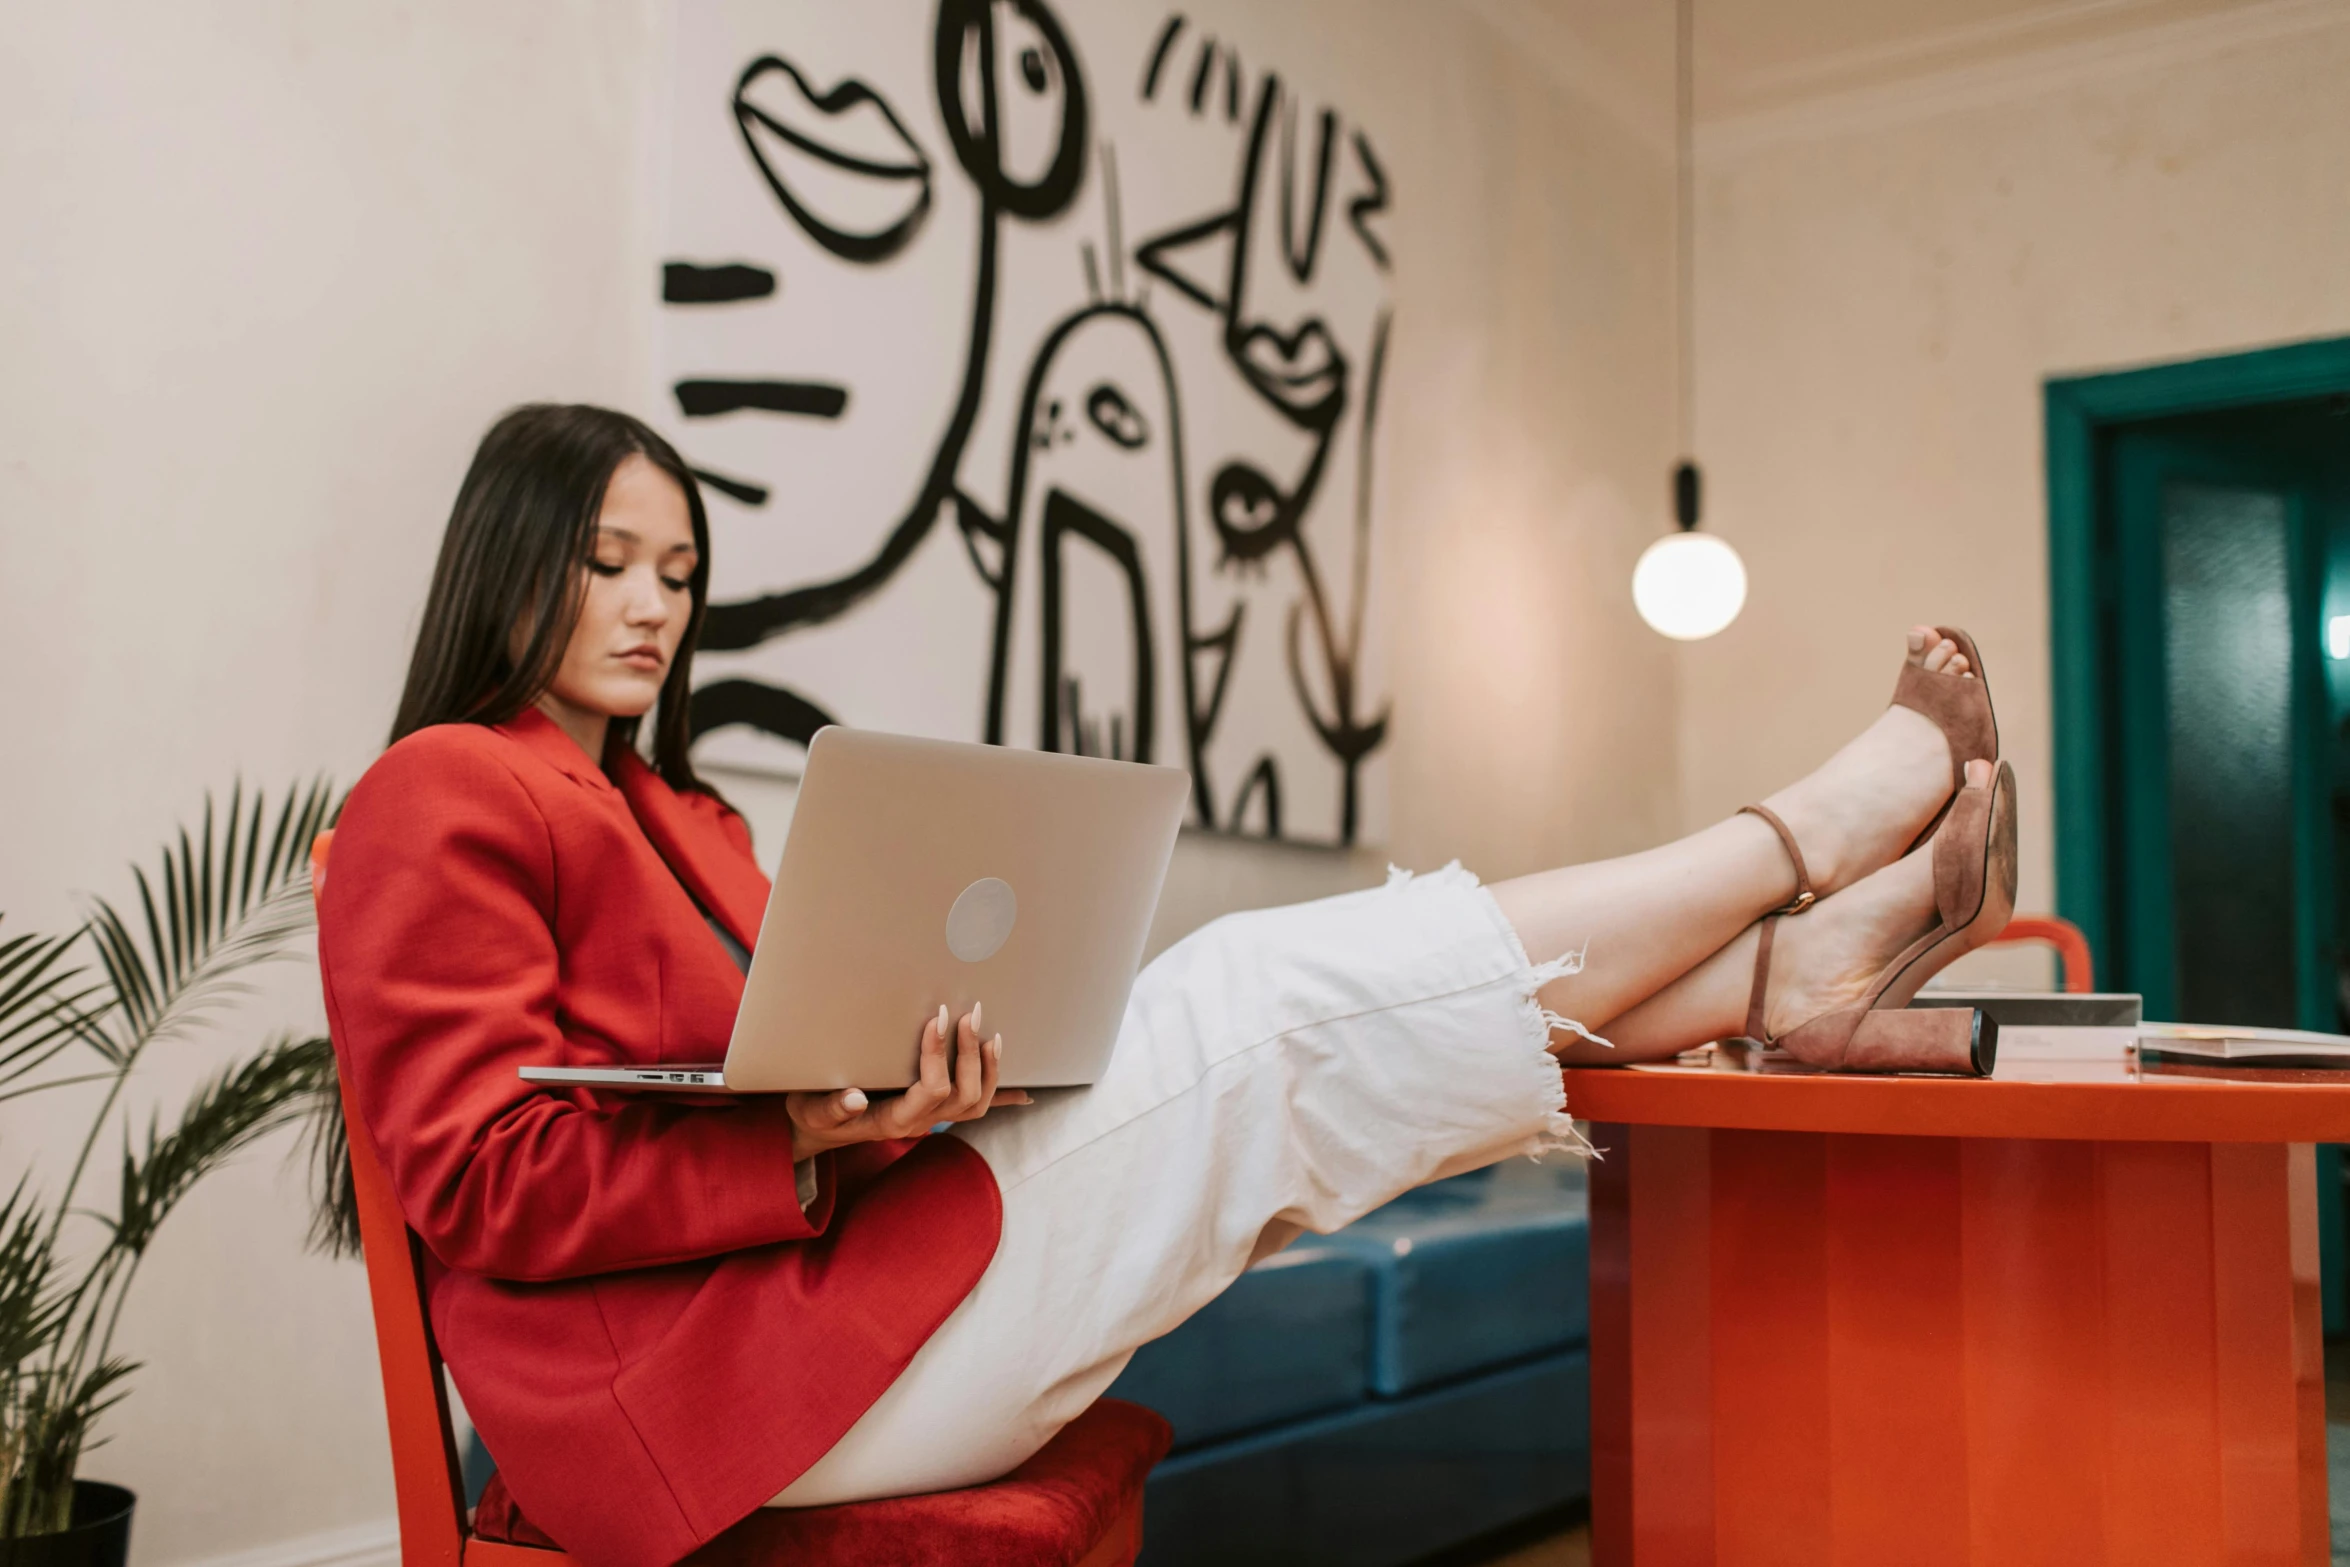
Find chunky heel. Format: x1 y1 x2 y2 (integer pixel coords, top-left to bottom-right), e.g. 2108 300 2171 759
1740 761 2017 1078
1777 1000 1998 1075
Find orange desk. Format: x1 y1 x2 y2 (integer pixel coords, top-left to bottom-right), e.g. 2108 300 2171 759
1563 1052 2349 1566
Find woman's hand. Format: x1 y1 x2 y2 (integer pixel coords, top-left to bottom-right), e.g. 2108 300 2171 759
785 1003 1030 1160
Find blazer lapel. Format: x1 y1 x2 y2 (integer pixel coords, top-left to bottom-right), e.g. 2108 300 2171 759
499 706 617 793
612 751 770 951
493 709 768 951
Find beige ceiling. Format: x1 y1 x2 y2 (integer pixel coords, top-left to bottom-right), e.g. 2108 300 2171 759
1527 0 2290 121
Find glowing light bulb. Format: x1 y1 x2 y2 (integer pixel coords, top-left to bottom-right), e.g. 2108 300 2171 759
1633 531 1747 641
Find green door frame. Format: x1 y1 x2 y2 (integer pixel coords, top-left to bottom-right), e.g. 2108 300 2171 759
2045 334 2350 965
2049 336 2350 1338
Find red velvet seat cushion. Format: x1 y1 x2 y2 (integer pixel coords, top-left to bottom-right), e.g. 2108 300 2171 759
474 1399 1171 1567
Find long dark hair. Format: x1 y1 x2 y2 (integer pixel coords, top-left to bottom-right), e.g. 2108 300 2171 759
308 406 717 1257
391 403 713 791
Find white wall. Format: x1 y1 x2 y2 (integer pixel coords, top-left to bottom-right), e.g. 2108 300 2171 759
2 5 666 1562
1679 0 2350 984
0 3 1674 1561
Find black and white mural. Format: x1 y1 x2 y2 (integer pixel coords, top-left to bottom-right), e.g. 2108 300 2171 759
661 2 1392 845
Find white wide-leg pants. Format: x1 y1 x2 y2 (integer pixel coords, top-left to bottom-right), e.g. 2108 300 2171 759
770 865 1585 1507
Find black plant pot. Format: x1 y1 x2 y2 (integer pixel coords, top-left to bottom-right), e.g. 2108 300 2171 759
0 1483 134 1567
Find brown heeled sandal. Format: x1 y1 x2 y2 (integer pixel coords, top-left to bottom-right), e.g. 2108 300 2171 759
1894 626 1999 849
1740 760 2018 1077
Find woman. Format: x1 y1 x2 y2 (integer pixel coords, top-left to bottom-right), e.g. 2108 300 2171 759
318 405 2013 1567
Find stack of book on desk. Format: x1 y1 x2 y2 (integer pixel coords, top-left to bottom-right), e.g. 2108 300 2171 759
1909 991 2350 1064
1910 990 2140 1058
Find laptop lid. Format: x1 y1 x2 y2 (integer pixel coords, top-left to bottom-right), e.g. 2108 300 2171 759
720 729 1188 1092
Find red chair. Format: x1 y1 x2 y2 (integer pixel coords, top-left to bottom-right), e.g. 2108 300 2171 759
1988 914 2095 993
312 832 1163 1567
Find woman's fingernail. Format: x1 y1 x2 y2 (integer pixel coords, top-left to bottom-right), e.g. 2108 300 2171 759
992 1032 1004 1054
973 1000 983 1034
938 1003 949 1036
841 1089 867 1113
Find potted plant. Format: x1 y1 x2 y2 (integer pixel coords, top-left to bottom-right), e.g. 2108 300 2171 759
0 783 338 1566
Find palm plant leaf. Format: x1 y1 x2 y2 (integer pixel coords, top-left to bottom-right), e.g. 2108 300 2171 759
82 780 334 1057
107 1036 335 1259
299 1069 361 1259
0 1182 68 1374
0 925 111 1087
0 778 342 1537
1 1357 136 1537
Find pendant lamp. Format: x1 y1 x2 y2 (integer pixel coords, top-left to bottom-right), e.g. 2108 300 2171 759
1633 0 1746 642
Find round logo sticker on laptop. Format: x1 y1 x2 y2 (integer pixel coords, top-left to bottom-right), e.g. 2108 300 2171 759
945 877 1018 963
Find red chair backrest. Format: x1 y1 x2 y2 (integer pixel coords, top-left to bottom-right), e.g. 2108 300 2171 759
1990 914 2096 994
314 831 480 1567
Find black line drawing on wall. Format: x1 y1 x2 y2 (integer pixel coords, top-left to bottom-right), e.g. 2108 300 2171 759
660 2 1392 846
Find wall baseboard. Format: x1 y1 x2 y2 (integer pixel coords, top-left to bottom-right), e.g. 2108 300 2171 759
165 1517 399 1567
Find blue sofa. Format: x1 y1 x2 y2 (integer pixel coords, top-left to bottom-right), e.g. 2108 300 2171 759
1107 1156 1592 1566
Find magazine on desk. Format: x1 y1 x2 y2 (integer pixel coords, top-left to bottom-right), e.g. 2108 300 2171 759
2136 1021 2350 1064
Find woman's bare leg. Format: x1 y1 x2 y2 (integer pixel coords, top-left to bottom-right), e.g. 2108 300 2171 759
1600 761 1991 1059
1490 629 1979 1055
1488 813 1806 1036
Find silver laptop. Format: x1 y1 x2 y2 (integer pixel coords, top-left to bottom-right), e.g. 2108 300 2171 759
520 728 1188 1093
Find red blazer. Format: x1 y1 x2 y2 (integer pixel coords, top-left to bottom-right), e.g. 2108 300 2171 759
318 710 1002 1567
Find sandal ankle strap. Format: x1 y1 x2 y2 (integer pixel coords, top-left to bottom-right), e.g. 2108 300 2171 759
1739 803 1817 916
1745 915 1780 1044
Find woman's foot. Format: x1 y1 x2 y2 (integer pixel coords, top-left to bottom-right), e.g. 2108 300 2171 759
1564 757 2006 1067
1905 626 1974 681
1747 628 1978 899
1755 757 1993 1039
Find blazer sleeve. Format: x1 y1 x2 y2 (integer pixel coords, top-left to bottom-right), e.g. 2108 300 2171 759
319 734 823 1283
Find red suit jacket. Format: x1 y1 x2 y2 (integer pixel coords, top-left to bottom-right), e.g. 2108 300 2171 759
317 710 1003 1567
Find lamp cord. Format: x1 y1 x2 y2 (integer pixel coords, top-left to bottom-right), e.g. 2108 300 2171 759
1676 0 1694 464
